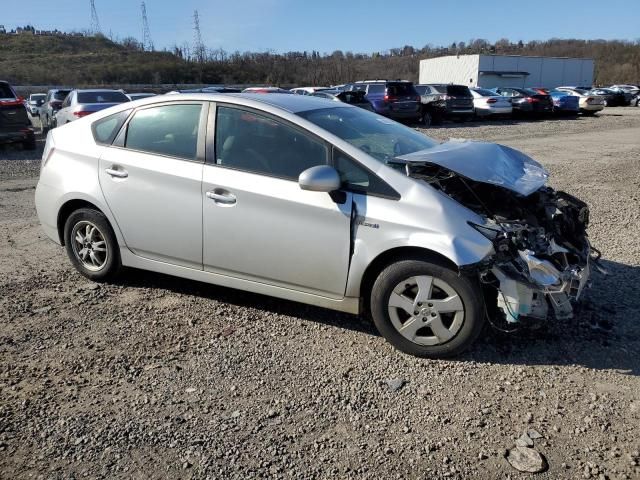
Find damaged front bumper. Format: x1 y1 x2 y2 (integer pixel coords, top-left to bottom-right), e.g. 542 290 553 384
490 247 594 323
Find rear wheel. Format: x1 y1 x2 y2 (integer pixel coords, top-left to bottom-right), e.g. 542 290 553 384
22 136 36 150
370 259 485 358
64 208 121 282
421 110 433 127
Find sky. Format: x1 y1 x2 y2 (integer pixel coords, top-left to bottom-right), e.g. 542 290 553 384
4 0 638 54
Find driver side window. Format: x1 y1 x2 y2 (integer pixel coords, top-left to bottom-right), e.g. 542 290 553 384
214 106 328 180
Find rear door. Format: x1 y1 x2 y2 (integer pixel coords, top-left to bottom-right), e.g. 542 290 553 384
99 101 208 269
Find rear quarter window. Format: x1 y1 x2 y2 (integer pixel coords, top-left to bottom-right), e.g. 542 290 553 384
92 110 131 145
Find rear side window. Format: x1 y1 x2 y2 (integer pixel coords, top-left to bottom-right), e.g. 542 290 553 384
92 109 131 145
430 85 447 94
387 83 417 96
215 106 328 180
415 85 428 95
125 104 202 160
367 84 385 94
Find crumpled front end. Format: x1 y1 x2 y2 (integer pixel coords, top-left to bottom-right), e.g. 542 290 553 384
392 141 601 324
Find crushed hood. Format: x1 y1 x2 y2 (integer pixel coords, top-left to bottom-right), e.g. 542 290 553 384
394 140 549 196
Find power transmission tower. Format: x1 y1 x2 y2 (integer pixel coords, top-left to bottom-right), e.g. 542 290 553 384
141 2 154 51
193 10 205 63
90 0 101 35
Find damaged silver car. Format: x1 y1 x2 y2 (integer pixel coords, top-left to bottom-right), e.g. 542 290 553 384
36 94 600 358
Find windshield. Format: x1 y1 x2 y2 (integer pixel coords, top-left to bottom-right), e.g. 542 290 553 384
78 91 129 103
298 106 438 163
473 88 496 97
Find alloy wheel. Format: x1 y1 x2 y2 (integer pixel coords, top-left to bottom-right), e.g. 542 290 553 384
387 275 465 346
71 221 109 271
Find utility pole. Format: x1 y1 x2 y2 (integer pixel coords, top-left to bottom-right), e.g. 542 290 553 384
90 0 101 35
141 2 154 51
193 10 205 63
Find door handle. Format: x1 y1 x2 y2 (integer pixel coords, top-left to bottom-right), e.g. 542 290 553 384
105 167 128 178
206 190 236 205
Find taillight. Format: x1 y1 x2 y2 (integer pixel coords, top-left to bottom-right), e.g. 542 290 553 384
415 95 421 102
0 99 24 107
486 98 497 104
383 95 398 102
73 110 93 118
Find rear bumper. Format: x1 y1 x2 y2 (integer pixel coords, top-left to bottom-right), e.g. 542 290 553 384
475 106 512 116
0 128 34 144
35 181 62 245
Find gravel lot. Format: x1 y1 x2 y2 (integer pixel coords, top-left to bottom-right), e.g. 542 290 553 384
1 109 639 479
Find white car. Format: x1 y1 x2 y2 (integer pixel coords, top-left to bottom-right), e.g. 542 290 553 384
290 87 330 95
35 93 596 358
54 89 130 126
469 88 512 117
554 88 604 115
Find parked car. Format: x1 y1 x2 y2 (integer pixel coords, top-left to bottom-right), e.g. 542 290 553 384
345 81 422 122
126 93 157 101
54 89 130 126
415 84 474 125
549 91 580 115
610 84 639 95
242 87 292 94
40 88 72 131
27 93 46 116
553 88 605 115
35 94 596 358
290 87 329 95
0 80 36 149
469 88 512 118
311 89 374 110
492 87 553 116
588 88 628 107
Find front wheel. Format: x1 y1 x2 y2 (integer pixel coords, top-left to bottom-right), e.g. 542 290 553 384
370 259 485 358
64 208 121 282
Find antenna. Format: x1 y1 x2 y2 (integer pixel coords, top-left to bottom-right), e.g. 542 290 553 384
141 2 154 51
90 0 101 35
193 10 205 62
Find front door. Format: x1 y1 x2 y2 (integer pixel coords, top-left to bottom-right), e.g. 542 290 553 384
202 105 352 297
99 102 207 269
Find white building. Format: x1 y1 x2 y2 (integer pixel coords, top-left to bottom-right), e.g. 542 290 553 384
419 54 594 89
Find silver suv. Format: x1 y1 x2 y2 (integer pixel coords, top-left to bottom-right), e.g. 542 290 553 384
35 94 596 357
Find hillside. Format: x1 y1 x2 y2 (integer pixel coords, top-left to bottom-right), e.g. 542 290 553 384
1 33 638 87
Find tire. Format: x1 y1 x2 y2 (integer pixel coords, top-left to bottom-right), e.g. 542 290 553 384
22 136 36 150
64 208 121 282
421 110 433 127
370 258 485 358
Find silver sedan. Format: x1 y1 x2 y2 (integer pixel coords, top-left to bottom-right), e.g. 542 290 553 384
35 93 595 357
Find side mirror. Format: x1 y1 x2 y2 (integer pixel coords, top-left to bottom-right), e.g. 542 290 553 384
298 165 341 192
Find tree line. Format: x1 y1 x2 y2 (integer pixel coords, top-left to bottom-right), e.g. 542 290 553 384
1 32 639 87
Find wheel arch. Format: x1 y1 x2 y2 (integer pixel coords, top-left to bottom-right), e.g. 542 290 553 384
358 246 459 314
57 199 106 245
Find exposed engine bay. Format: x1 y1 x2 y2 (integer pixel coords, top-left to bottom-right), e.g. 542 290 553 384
393 140 602 324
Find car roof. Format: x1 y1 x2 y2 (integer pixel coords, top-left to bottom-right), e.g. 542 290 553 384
123 92 353 114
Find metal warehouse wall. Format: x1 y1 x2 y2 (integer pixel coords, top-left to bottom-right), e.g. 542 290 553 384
419 55 480 85
420 55 594 89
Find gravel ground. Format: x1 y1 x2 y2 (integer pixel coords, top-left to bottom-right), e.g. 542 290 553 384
1 109 639 479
